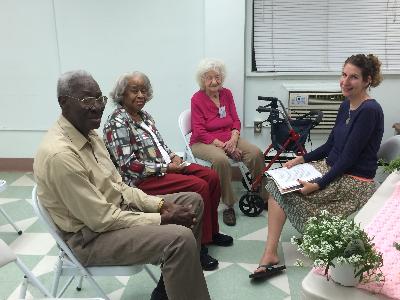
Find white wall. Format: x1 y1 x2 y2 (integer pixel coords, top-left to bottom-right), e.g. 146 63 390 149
0 0 399 158
0 0 246 158
204 0 245 120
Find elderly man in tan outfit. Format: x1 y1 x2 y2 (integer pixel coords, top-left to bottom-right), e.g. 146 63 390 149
33 70 210 300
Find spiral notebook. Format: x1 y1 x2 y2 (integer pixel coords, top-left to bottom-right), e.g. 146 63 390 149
266 163 322 194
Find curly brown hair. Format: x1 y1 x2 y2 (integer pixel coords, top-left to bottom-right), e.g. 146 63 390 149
344 54 383 88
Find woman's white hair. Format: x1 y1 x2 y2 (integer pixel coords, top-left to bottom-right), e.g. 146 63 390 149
109 71 154 104
196 58 226 90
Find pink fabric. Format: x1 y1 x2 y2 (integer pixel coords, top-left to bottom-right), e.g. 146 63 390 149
357 183 400 298
190 88 241 146
313 183 400 298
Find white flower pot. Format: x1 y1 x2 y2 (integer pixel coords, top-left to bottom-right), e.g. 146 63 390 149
329 258 359 287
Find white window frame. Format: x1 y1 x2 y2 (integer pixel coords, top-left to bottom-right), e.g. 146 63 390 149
246 0 400 76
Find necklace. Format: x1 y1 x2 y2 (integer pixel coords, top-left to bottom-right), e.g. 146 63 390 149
345 109 351 125
346 97 369 125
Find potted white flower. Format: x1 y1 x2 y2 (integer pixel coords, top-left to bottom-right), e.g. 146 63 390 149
292 210 384 286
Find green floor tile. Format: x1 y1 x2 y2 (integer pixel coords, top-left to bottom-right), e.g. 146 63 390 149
207 264 289 300
0 199 35 224
24 219 47 233
208 239 285 266
218 212 268 240
281 221 301 242
286 266 312 299
121 270 161 300
1 186 35 200
0 172 27 185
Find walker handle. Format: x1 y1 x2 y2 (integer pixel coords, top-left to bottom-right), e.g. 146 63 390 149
256 106 272 113
256 106 280 113
258 96 278 102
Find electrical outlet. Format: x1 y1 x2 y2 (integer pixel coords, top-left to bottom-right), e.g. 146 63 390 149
254 121 262 134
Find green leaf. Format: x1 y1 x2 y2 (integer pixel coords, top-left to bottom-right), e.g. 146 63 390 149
383 156 400 173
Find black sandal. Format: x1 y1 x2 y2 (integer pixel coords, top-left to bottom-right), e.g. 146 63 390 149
249 264 286 279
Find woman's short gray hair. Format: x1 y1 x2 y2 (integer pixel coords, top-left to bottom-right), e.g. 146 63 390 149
57 70 93 97
109 71 154 104
196 58 226 90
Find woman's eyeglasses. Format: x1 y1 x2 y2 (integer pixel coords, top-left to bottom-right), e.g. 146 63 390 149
126 86 149 95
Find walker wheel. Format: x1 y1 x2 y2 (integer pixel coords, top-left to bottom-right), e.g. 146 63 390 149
239 193 264 217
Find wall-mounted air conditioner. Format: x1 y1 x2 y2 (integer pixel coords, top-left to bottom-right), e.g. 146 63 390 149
288 91 345 133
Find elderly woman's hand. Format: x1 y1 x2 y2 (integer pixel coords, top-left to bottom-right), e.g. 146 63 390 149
171 155 183 165
212 139 225 148
223 139 237 154
229 148 242 161
167 163 185 173
223 130 240 154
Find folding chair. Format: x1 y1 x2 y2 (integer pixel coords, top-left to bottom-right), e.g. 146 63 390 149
178 109 252 189
0 238 52 299
378 135 400 162
0 179 22 235
32 185 158 300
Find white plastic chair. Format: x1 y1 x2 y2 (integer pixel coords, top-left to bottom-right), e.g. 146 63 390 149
32 185 158 300
0 179 22 235
178 109 251 188
0 238 52 298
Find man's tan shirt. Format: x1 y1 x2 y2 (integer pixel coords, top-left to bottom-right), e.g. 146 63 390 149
33 115 162 233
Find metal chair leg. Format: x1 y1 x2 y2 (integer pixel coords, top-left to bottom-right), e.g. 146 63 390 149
51 251 64 297
0 207 22 234
16 259 52 298
145 265 158 283
76 275 84 291
19 275 28 299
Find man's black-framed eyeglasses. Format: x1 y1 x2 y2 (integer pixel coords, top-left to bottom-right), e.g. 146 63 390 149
61 95 108 108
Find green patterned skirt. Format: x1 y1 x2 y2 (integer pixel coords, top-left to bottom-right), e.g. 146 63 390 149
266 160 377 233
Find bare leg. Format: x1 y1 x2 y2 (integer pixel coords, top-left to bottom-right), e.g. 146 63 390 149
254 195 287 273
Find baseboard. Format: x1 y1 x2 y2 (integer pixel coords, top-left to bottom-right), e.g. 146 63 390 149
0 158 34 172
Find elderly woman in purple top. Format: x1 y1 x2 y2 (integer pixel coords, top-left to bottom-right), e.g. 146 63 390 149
252 54 384 278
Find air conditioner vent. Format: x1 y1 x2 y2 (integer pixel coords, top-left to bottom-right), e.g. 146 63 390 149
288 91 344 133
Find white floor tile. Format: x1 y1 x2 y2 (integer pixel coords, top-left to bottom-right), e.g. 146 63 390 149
10 175 35 187
237 262 259 274
239 227 267 241
10 233 55 255
32 255 58 277
115 276 130 286
268 272 290 294
203 261 233 276
108 287 125 300
0 198 21 205
25 198 34 206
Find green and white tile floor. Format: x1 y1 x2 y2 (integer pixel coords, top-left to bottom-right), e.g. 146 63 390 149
0 172 312 300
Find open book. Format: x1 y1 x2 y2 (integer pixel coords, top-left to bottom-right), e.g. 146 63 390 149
266 163 322 194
